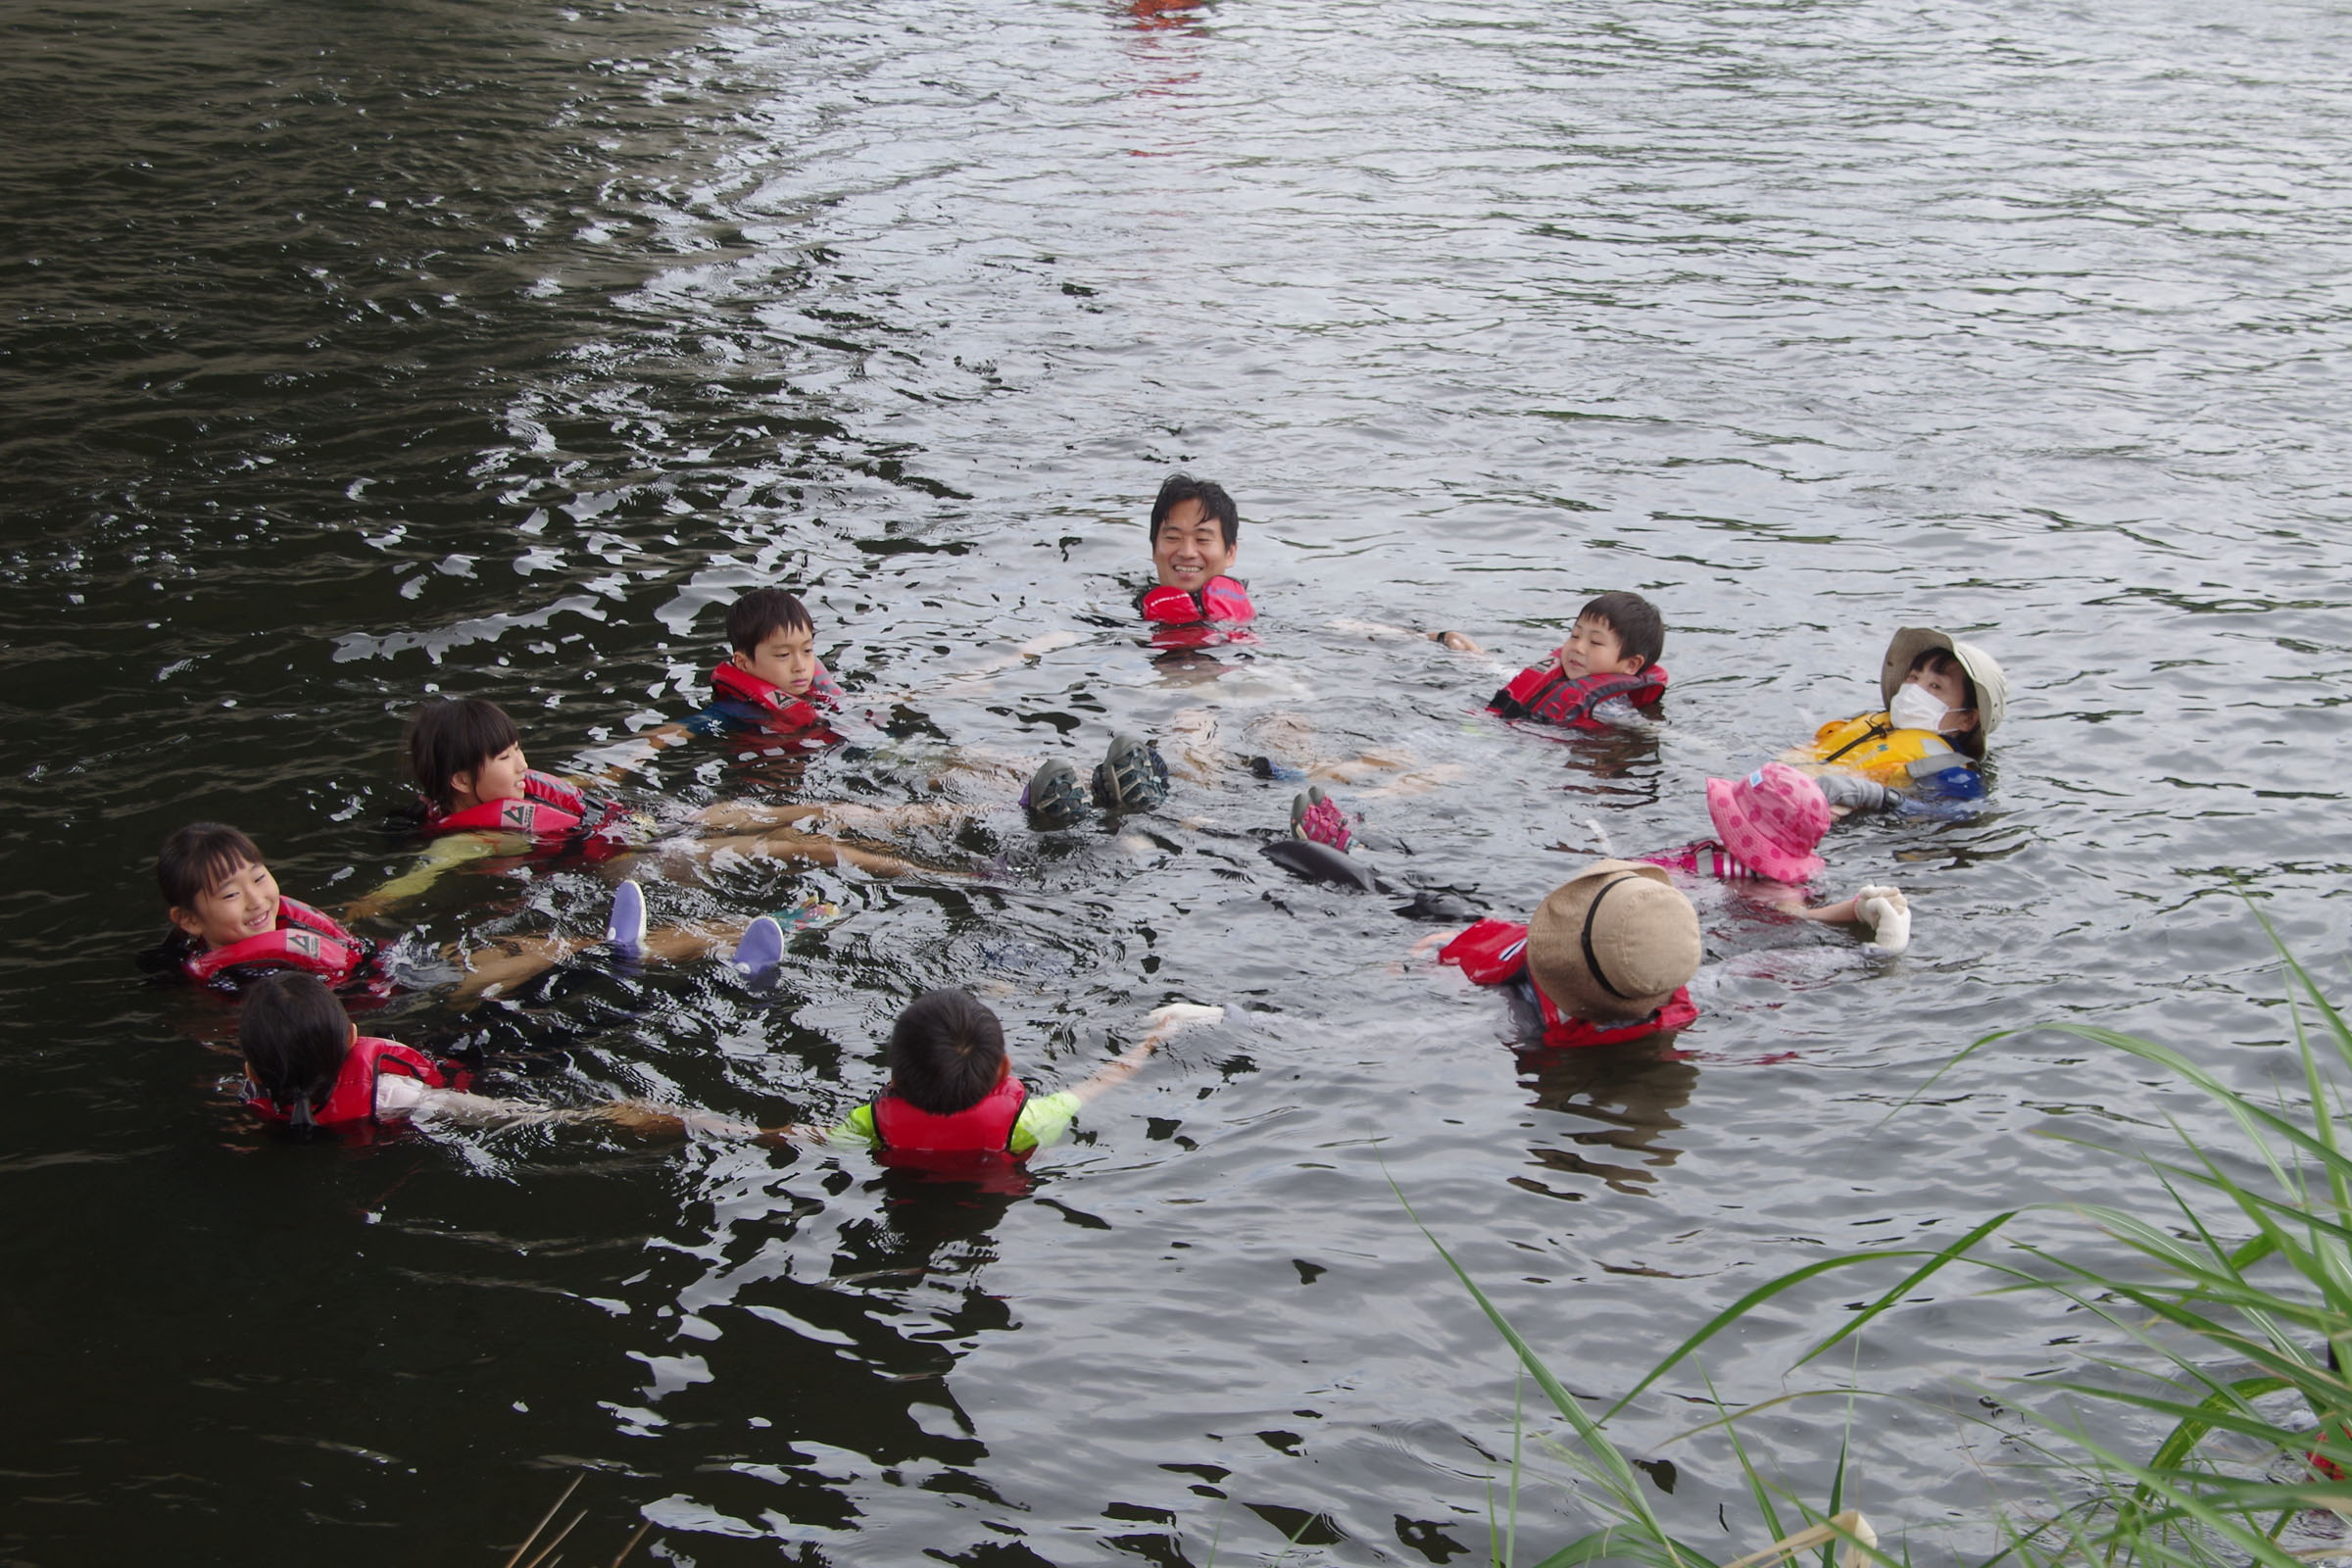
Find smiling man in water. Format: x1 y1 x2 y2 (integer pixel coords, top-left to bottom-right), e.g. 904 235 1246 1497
1139 472 1254 630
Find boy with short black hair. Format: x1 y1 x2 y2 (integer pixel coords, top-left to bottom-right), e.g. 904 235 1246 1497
1489 590 1670 731
700 586 843 735
820 988 1220 1158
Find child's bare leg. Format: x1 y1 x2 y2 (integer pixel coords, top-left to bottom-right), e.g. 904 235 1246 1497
692 800 977 836
448 921 747 1001
676 831 942 880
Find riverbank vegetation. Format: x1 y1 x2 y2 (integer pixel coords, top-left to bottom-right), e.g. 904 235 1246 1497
1428 927 2351 1568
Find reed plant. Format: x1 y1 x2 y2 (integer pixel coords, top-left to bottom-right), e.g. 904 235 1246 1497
1416 922 2351 1568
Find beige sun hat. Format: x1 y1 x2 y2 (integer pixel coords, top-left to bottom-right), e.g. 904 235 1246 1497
1879 627 2009 738
1525 860 1702 1023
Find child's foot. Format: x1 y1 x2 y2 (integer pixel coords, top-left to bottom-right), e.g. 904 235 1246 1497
605 879 647 956
1092 733 1170 814
732 915 786 976
1023 759 1092 829
1855 886 1910 954
1291 787 1352 852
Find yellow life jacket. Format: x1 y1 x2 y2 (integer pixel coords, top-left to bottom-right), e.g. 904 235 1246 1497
1793 712 1967 787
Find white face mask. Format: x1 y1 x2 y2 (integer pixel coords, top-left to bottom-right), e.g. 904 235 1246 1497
1887 682 1950 733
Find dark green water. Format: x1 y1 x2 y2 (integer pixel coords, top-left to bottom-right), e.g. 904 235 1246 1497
4 0 2350 1561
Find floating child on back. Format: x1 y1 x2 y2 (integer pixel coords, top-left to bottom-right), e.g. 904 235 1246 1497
1489 591 1670 733
409 698 637 849
239 971 719 1136
1787 627 2008 802
158 822 389 997
1640 763 1911 951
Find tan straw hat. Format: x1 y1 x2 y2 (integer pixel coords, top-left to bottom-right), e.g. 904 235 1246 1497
1525 860 1702 1023
1879 627 2009 738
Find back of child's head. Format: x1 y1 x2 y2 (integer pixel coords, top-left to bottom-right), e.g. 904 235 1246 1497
405 698 521 810
725 587 814 654
1908 648 1986 760
158 822 264 912
886 987 1008 1115
1581 591 1665 671
1149 473 1241 550
240 971 351 1128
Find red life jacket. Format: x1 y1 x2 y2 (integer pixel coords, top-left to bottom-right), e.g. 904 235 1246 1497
248 1036 469 1127
709 659 842 731
1439 917 1698 1047
870 1075 1029 1152
1139 575 1254 627
1490 660 1669 731
183 897 372 990
422 770 629 846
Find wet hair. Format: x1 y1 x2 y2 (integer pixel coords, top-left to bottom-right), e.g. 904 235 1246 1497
1907 647 1985 760
158 822 265 911
1149 473 1241 551
1579 591 1665 671
725 588 815 655
885 988 1008 1116
405 699 522 811
240 972 351 1130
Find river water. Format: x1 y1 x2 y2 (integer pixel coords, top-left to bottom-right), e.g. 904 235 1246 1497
5 0 2350 1561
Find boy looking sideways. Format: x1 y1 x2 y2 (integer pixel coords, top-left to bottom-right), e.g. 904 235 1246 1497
693 587 844 737
1488 590 1669 732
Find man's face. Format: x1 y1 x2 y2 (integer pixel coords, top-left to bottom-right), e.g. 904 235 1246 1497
734 625 818 697
172 857 282 950
1152 499 1237 592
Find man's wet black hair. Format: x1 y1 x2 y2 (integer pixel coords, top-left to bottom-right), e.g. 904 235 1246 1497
1906 647 1985 760
886 988 1009 1116
1580 591 1665 671
1149 473 1241 550
405 698 523 811
158 822 265 911
725 588 815 655
240 972 352 1130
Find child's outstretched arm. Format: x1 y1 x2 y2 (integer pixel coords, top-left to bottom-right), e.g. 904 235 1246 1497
1064 1003 1224 1102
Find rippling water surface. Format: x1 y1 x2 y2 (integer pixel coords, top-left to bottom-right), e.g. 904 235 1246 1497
5 0 2351 1561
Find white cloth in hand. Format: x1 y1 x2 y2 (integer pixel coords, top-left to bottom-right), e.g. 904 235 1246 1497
1854 886 1910 954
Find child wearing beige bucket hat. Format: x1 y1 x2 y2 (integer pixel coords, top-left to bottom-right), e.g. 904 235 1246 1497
1786 627 2009 800
1434 860 1705 1048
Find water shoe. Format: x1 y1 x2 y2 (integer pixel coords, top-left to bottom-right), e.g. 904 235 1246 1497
605 879 647 956
732 915 786 976
1023 759 1092 829
1091 733 1169 814
1291 787 1351 852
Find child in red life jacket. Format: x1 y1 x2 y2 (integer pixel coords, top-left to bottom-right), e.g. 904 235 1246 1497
240 970 471 1128
1433 859 1705 1048
1137 472 1256 645
649 586 847 756
158 822 389 996
407 697 638 847
1640 763 1913 952
1485 591 1670 733
775 988 1221 1161
239 971 718 1137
